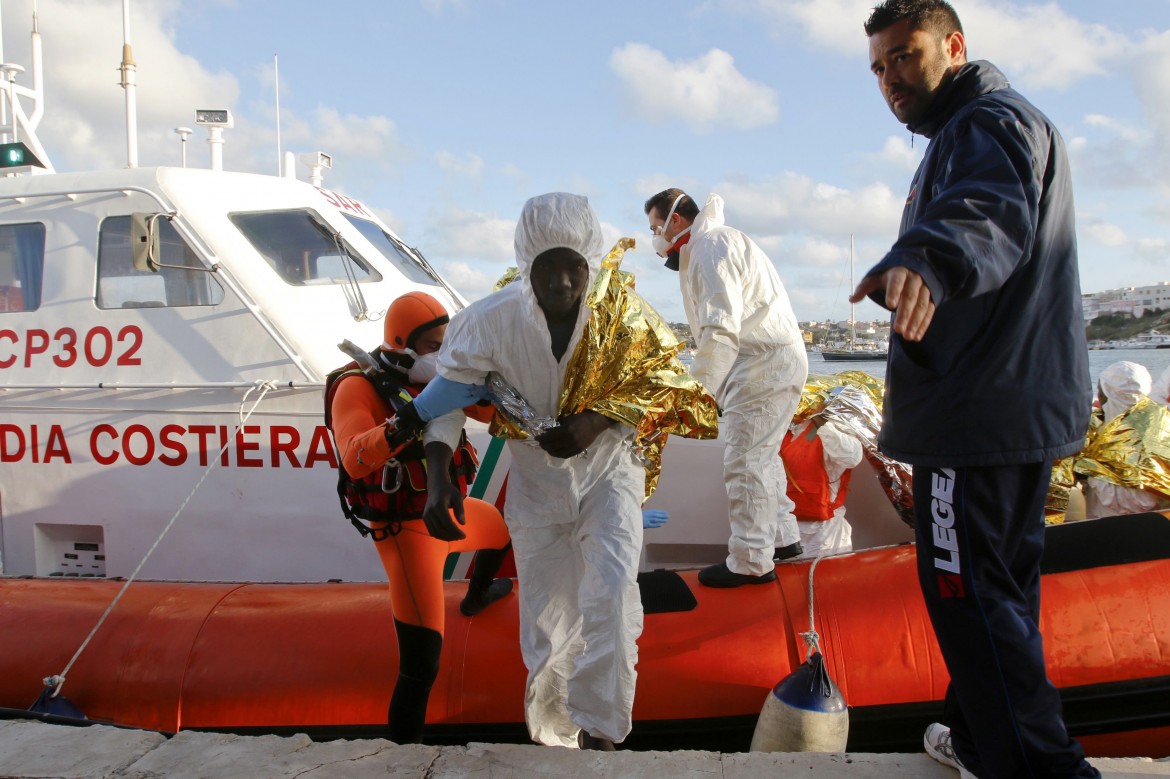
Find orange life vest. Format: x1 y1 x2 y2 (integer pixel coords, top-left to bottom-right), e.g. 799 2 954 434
781 422 852 522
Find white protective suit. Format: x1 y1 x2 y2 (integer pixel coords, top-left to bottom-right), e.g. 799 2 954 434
436 193 645 747
679 193 808 575
791 419 864 558
1085 361 1166 518
1153 365 1170 408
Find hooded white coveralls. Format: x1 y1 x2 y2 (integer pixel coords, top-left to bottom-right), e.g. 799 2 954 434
679 194 808 576
436 193 645 747
1085 361 1169 518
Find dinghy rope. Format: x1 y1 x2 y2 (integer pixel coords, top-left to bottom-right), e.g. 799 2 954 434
801 554 824 660
43 380 282 700
799 518 850 661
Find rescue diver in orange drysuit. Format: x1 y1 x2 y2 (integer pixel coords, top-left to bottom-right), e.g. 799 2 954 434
328 291 513 744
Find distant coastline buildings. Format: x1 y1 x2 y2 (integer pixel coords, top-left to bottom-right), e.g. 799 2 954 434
1083 282 1170 321
797 319 890 349
674 281 1170 348
669 319 894 350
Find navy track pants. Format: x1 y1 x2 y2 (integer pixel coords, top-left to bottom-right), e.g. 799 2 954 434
912 463 1099 779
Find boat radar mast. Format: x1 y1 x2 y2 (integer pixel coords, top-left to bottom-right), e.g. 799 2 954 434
0 1 52 173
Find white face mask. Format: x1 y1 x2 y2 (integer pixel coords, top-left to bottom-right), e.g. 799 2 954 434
650 231 673 257
651 194 690 257
406 351 440 384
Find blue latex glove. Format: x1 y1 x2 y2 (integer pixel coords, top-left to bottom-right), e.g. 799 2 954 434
411 375 489 422
642 509 669 529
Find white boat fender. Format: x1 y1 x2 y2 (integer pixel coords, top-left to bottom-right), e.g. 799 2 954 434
750 649 848 752
751 548 849 752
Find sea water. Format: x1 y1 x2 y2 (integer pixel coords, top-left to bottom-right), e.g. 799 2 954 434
813 348 1170 392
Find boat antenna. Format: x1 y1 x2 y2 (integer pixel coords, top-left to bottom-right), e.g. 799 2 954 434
119 0 138 168
274 53 282 175
28 1 44 129
0 1 6 138
174 126 192 167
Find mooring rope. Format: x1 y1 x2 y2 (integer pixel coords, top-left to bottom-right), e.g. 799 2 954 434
43 380 281 699
798 517 851 662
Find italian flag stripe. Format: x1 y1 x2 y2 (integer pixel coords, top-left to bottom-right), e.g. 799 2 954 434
444 437 509 580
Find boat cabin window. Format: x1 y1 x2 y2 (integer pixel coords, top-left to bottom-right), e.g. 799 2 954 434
343 215 443 286
0 222 45 313
229 210 383 286
97 216 224 309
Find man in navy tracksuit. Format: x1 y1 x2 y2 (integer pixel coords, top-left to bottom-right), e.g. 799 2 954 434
856 2 1097 777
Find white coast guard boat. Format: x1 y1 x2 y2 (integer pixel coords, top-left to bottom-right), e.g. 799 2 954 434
1 163 467 582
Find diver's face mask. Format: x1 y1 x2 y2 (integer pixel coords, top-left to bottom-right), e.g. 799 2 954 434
404 349 440 384
650 194 691 271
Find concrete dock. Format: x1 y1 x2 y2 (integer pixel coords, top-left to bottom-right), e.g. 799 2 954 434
1 720 1167 778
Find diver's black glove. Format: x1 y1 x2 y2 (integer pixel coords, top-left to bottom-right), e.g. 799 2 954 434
384 402 425 457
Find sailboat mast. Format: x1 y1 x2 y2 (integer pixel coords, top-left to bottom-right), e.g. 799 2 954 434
849 234 855 346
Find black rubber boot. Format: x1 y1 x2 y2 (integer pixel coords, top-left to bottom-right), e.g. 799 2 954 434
697 562 777 588
460 544 514 617
774 541 804 562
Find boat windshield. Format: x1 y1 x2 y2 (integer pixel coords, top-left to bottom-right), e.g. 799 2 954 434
343 215 443 286
229 209 383 286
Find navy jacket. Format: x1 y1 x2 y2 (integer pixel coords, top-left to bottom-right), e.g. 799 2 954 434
866 61 1090 467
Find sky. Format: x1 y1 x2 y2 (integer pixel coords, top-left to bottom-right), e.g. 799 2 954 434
2 0 1168 325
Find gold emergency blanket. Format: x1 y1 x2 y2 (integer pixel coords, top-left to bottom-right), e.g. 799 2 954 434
488 238 719 498
1046 399 1170 524
793 371 916 528
1044 456 1078 524
792 371 885 424
1046 411 1097 525
1075 399 1170 494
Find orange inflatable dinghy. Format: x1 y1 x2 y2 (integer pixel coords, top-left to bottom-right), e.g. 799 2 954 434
2 511 1169 755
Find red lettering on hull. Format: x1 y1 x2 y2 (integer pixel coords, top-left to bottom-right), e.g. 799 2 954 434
3 423 336 469
0 423 67 462
0 326 144 370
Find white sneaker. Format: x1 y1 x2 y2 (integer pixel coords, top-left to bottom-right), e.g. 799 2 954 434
924 722 978 779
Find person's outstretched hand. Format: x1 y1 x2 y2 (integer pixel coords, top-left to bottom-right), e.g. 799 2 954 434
851 266 935 342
